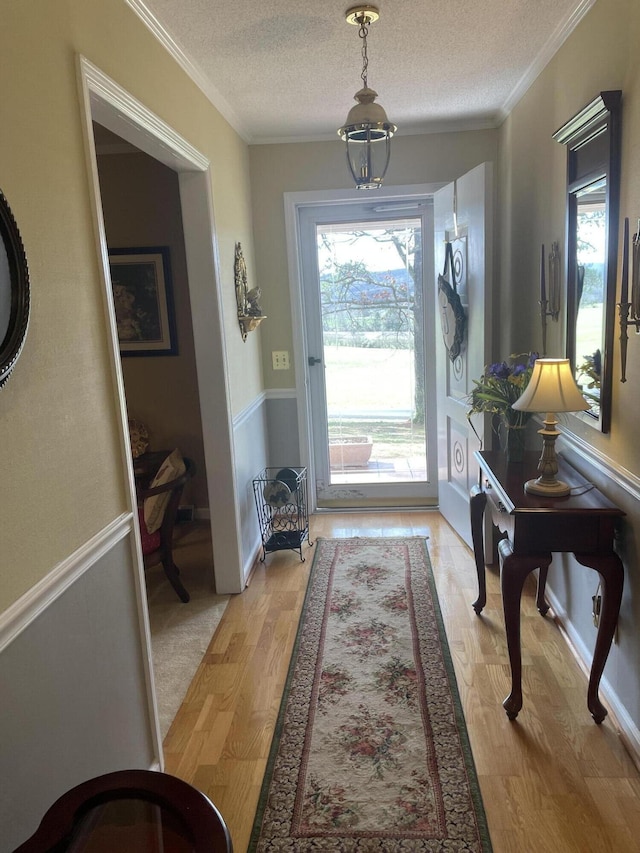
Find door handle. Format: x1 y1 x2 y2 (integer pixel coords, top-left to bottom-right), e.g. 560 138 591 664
308 356 322 366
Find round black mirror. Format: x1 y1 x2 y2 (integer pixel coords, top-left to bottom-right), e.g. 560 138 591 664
0 189 30 388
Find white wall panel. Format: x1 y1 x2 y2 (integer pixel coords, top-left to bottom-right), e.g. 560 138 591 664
1 533 157 852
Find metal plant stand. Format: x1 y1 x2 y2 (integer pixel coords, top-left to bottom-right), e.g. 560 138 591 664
252 467 312 561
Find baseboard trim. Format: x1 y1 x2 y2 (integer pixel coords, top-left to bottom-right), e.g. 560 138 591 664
243 537 263 586
0 513 133 654
546 587 640 772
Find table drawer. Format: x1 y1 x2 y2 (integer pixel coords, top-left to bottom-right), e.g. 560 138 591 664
513 513 600 554
486 491 514 539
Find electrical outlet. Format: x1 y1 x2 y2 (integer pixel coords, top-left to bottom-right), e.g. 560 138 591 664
272 350 290 370
592 594 602 627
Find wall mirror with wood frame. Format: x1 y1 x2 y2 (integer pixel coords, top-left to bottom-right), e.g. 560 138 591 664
553 90 622 433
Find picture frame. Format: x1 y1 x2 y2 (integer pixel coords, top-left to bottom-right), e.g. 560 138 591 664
108 246 178 356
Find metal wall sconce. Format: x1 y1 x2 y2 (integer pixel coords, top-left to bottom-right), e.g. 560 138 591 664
618 217 640 382
235 242 266 342
539 242 561 354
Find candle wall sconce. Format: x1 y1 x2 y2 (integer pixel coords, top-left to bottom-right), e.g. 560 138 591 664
235 242 266 342
618 217 640 382
539 242 561 354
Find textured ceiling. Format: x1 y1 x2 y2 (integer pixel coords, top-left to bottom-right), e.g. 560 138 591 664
130 0 593 144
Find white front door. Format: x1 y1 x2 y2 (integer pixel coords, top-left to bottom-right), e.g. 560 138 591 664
434 163 494 546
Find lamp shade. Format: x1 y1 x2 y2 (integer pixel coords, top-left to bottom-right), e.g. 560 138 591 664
512 358 589 413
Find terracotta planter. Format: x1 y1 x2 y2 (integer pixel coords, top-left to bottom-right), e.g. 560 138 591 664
329 436 373 469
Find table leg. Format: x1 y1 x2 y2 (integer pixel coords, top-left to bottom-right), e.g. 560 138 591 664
574 552 624 723
499 539 552 720
470 485 487 614
536 563 550 616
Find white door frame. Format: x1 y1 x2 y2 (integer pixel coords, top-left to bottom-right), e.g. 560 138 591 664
284 183 445 512
77 56 245 760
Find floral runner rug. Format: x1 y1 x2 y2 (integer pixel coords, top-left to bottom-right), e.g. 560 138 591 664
249 537 492 852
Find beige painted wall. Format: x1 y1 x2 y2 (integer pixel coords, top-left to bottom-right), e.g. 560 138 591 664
249 130 499 389
97 147 208 508
0 0 258 610
498 0 640 466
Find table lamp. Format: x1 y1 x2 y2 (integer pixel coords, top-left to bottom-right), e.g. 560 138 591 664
512 358 589 496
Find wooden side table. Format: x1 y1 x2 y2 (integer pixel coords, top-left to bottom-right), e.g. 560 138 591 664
470 450 624 723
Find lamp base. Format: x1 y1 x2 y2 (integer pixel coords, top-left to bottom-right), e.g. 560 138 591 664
524 477 571 497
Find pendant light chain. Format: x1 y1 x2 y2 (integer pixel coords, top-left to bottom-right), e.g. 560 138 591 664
359 18 369 87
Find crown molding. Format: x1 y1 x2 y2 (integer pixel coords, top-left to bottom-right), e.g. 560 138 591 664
500 0 597 119
125 0 252 144
126 0 596 146
251 115 502 146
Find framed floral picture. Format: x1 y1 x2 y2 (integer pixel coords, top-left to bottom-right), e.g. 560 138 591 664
108 246 178 356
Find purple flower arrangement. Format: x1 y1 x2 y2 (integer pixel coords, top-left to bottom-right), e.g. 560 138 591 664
468 352 538 428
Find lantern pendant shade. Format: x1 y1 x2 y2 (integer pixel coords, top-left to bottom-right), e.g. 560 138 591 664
338 86 396 190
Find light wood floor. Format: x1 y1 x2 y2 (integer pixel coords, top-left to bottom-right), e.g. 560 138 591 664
163 512 640 852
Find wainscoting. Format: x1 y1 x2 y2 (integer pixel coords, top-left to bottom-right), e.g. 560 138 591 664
548 431 640 764
233 388 300 583
0 515 159 852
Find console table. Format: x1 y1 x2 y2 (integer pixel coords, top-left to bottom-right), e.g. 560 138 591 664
470 450 624 723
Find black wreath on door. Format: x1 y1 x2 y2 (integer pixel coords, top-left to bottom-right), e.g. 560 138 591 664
437 241 466 361
0 189 30 388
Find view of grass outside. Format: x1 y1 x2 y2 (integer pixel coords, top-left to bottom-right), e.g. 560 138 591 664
318 220 427 483
325 345 426 464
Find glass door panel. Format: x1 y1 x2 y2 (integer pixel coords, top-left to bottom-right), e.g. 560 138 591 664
313 215 432 502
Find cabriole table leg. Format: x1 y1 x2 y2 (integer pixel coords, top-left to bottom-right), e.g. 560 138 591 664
574 552 624 723
499 538 552 720
470 485 488 614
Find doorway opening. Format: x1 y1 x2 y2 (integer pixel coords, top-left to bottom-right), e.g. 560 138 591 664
79 56 243 596
292 193 439 508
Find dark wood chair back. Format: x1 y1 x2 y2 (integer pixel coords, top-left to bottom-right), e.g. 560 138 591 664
14 768 233 851
134 452 196 603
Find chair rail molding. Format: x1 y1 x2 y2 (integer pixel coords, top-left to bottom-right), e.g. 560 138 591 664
559 425 640 503
0 513 132 654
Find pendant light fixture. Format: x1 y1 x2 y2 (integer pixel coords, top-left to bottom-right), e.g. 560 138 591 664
338 5 396 190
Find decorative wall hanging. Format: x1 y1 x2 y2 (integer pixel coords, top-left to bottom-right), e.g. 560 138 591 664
0 188 30 388
617 217 640 382
539 242 561 354
437 240 466 361
109 246 178 357
235 242 265 341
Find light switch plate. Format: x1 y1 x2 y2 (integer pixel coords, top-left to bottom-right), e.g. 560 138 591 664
272 350 290 370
